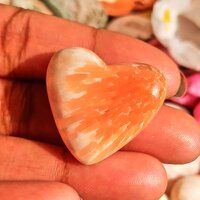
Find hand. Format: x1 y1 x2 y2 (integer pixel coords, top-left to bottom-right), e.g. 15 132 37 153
0 4 199 200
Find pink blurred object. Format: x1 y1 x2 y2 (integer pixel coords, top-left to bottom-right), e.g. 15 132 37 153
187 73 200 97
149 39 200 124
193 102 200 123
148 38 168 54
181 69 196 77
171 93 199 109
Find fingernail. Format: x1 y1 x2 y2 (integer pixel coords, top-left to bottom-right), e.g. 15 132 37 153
174 71 187 97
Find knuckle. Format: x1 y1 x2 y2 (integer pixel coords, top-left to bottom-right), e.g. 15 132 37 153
2 9 31 71
59 149 71 184
90 28 99 52
0 80 32 135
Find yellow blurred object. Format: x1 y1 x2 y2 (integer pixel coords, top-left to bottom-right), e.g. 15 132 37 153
162 8 171 24
152 0 200 70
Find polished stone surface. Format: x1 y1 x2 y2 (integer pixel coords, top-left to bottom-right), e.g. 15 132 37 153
47 48 166 165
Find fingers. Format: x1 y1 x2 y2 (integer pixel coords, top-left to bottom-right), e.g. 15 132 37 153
0 181 80 200
0 79 199 164
0 4 180 97
0 135 167 200
123 105 200 164
0 79 62 144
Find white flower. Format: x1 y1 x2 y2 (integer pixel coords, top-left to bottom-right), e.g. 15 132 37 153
152 0 200 70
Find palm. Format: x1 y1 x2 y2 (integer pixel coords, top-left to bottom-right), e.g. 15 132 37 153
0 4 199 200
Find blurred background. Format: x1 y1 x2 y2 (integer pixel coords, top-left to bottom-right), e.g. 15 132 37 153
0 0 199 199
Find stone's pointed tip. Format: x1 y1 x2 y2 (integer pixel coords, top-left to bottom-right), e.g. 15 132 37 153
46 47 106 79
78 159 97 166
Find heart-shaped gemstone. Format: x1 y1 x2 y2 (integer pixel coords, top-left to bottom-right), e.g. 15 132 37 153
46 48 166 165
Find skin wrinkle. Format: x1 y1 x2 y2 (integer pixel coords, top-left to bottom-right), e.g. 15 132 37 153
18 82 33 138
0 9 59 79
0 79 63 144
90 28 99 54
0 135 68 184
17 12 31 62
9 10 31 76
174 129 199 157
0 83 9 135
1 8 23 73
59 148 71 184
1 8 21 58
7 81 15 133
157 112 200 158
3 81 32 137
0 12 97 80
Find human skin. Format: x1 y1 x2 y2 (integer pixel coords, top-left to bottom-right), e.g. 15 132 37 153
0 182 80 200
0 4 199 200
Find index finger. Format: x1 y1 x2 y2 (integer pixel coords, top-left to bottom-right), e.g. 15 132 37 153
0 4 181 98
0 135 167 200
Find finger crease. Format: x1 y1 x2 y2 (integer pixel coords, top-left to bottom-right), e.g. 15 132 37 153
59 149 71 184
18 83 33 137
1 8 22 53
1 8 23 73
1 9 31 76
90 28 99 53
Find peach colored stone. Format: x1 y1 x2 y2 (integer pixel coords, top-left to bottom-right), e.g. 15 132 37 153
46 48 166 165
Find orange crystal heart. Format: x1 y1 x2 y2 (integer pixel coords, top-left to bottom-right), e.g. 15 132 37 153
46 48 166 165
